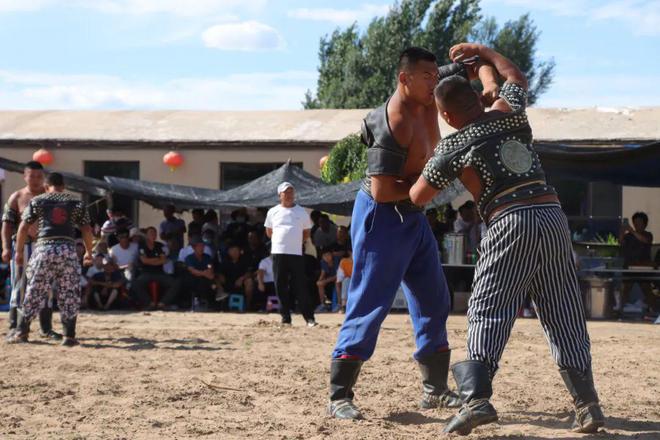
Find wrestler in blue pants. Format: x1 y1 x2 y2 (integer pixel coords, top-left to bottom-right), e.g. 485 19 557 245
333 190 451 361
328 191 458 419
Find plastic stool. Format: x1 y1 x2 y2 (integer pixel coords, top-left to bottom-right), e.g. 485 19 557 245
228 294 245 312
266 295 280 312
148 280 160 304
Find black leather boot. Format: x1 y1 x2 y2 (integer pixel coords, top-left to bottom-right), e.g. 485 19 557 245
61 316 79 347
328 358 363 419
6 313 30 344
443 360 498 435
8 306 18 330
39 307 63 340
560 368 605 433
418 350 461 409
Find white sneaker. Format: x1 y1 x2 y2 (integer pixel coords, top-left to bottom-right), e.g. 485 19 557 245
306 319 318 328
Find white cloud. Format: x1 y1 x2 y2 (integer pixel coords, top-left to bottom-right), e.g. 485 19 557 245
0 69 317 110
0 0 55 12
202 21 285 51
288 4 390 25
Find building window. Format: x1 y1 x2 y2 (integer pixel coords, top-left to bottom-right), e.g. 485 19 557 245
84 161 140 227
220 162 303 190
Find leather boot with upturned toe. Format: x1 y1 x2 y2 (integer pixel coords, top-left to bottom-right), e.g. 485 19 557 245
560 368 605 433
418 350 461 409
328 358 363 420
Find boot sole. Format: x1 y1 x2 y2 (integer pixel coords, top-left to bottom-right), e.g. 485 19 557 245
573 419 604 433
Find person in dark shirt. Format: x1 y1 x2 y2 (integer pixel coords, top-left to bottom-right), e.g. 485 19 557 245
219 242 254 309
134 226 179 309
245 231 267 272
224 208 251 248
330 226 352 259
184 237 215 309
90 258 124 310
159 204 186 256
188 209 206 236
619 212 656 317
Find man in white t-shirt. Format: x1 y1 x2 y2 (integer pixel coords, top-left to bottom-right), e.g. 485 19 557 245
109 230 139 283
265 182 316 326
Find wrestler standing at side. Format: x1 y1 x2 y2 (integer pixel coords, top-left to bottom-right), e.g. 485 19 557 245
2 161 61 340
7 173 93 346
327 47 499 419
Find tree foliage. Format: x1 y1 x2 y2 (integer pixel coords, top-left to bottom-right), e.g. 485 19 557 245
304 0 554 108
321 134 367 184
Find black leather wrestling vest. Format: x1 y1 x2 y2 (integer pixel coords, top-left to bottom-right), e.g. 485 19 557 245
25 193 88 241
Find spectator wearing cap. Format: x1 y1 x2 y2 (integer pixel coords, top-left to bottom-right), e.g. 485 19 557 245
101 207 134 247
130 227 145 247
184 236 216 309
265 182 316 326
109 229 139 284
89 257 125 310
178 232 214 263
134 226 180 309
160 204 187 256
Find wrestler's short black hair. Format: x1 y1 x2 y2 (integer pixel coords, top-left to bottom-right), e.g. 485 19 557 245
25 160 44 171
46 172 64 187
398 47 436 71
632 212 649 226
434 75 480 113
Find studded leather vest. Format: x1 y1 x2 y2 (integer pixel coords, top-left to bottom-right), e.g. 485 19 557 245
422 82 557 222
22 192 90 242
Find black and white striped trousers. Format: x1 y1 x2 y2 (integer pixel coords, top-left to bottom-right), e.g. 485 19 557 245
467 203 592 376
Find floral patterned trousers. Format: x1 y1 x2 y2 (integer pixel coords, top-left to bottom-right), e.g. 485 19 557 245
22 242 81 323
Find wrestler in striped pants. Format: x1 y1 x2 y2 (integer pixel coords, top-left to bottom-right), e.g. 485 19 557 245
467 203 592 376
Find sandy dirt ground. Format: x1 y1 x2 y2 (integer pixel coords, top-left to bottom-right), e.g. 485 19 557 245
1 311 658 440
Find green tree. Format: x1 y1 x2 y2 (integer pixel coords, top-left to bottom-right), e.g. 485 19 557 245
304 0 554 108
321 134 367 184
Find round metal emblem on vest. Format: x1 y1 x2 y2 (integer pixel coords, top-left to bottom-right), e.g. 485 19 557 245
500 140 532 174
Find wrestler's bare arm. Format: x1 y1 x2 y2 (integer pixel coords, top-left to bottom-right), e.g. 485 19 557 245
2 192 20 257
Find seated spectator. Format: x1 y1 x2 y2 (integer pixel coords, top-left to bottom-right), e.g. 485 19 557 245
101 208 134 247
109 230 139 285
619 212 657 317
313 214 338 251
219 243 254 309
257 250 275 300
83 253 106 308
184 237 216 309
89 258 125 310
203 209 220 237
134 227 179 309
316 247 339 311
130 227 145 247
336 249 353 313
330 226 351 258
160 204 187 256
178 233 214 263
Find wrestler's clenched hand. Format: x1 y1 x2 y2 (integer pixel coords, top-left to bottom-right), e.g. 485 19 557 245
481 82 500 106
450 43 481 62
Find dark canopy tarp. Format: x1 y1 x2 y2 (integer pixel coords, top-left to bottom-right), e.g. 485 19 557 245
537 141 660 187
103 176 223 210
0 156 109 197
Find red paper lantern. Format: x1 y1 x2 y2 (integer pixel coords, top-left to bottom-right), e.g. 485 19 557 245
163 151 184 172
33 148 53 166
319 155 329 170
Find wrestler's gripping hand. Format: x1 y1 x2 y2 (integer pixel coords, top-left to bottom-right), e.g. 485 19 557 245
449 43 481 62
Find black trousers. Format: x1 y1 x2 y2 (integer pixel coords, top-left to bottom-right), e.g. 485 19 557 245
272 254 314 322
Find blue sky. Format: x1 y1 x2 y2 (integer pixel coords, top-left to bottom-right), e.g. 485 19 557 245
0 0 658 110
